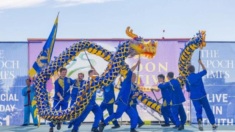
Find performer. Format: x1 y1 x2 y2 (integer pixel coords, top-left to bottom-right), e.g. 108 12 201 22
153 74 175 127
129 84 145 128
70 66 102 132
70 72 85 107
99 60 141 132
100 82 120 129
49 68 75 132
67 72 85 128
21 78 38 126
158 72 186 131
128 71 144 128
185 60 218 131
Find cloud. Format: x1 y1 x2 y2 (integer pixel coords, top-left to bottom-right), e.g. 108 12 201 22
55 0 122 7
0 0 47 10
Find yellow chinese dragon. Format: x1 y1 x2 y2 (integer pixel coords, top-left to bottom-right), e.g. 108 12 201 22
32 27 206 124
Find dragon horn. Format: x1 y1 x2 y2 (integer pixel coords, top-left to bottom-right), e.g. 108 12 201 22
126 27 138 39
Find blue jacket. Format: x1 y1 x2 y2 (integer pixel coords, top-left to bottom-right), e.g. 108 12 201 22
158 79 185 105
54 77 75 102
71 80 85 102
158 82 172 106
185 70 207 100
116 70 133 104
22 85 35 106
102 83 115 104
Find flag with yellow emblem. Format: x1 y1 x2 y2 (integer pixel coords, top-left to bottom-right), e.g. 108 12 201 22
28 13 59 77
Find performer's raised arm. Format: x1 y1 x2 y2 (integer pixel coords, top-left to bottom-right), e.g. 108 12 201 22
199 59 206 70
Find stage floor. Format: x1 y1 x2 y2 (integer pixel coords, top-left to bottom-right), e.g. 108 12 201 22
1 124 234 132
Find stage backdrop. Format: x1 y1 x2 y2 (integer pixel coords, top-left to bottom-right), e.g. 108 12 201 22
0 42 28 126
0 39 232 126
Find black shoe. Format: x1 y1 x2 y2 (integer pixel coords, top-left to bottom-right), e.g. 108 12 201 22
138 122 145 128
130 128 138 132
178 125 184 131
34 124 38 126
21 124 28 126
213 125 218 130
172 126 178 129
198 120 203 131
49 127 54 132
161 123 170 127
71 129 78 132
111 124 120 129
57 123 61 130
99 123 106 132
91 127 99 132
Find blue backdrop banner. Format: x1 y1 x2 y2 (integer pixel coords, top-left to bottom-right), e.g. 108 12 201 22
191 42 235 125
0 42 28 126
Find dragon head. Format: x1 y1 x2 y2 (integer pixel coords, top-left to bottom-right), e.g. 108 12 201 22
126 27 158 59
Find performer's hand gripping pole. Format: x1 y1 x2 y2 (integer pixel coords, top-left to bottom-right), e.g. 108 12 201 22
53 88 70 109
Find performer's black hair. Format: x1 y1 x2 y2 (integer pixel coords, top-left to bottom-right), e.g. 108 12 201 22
187 65 195 73
60 67 67 72
167 72 174 78
88 70 94 75
26 78 31 82
157 74 165 80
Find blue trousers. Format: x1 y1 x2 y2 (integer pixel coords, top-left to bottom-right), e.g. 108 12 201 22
192 96 215 124
23 105 38 125
100 102 119 125
104 101 138 129
73 103 102 130
49 100 68 127
161 105 175 124
171 104 186 127
130 104 144 125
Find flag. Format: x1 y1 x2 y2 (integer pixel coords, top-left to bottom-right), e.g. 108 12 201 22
28 13 59 78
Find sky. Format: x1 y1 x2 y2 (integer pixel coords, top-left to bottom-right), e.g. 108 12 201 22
0 0 234 41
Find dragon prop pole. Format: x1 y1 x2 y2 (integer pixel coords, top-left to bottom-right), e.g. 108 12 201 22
136 55 140 84
198 49 201 72
84 50 92 68
151 89 158 101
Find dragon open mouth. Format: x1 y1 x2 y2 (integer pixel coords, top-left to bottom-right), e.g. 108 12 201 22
126 27 157 59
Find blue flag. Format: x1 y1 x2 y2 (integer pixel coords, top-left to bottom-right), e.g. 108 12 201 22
28 14 58 77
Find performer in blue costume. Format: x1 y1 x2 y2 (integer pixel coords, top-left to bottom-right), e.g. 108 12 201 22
100 82 120 128
99 61 140 132
185 60 218 131
49 68 76 132
71 66 102 132
70 72 85 107
153 74 175 127
127 62 144 128
21 78 38 126
158 72 186 131
129 81 144 128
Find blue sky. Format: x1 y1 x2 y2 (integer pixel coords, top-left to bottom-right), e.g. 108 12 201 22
0 0 234 41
